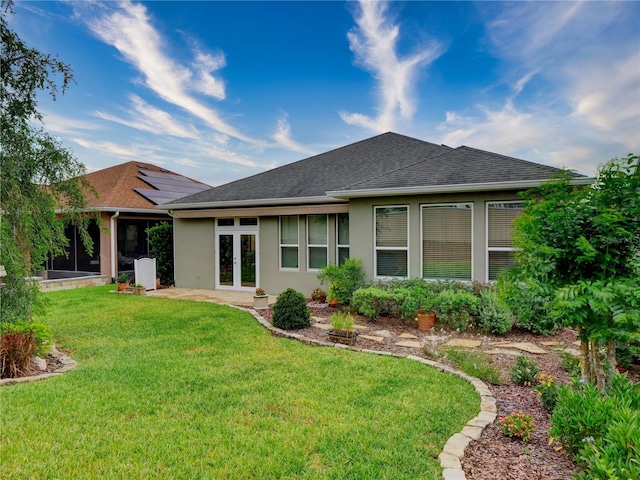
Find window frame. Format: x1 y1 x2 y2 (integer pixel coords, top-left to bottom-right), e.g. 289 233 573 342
279 215 299 270
420 202 474 281
374 205 409 279
485 201 524 282
336 212 350 266
306 214 328 271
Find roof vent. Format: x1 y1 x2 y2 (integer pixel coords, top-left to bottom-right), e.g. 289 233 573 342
137 164 148 169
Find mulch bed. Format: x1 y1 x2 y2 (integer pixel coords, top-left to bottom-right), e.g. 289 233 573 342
258 303 587 479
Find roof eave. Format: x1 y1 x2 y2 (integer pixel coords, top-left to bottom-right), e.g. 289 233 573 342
326 177 595 199
55 206 167 215
158 195 346 211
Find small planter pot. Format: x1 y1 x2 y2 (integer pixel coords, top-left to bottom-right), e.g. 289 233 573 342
328 330 358 346
117 283 128 292
416 309 436 331
127 286 146 296
253 295 269 309
329 298 340 308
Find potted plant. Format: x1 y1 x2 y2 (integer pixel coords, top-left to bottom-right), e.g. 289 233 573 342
116 273 129 292
310 288 327 304
253 287 269 309
328 311 358 346
128 282 146 295
416 308 437 331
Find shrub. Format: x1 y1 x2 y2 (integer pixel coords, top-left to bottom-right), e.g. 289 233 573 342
535 373 559 412
435 289 478 331
146 222 174 286
1 331 36 378
352 286 399 321
445 348 502 385
499 412 535 441
476 289 513 334
310 288 327 304
497 277 558 334
549 373 640 456
272 288 310 330
575 407 640 480
2 322 52 357
510 355 539 385
317 258 365 305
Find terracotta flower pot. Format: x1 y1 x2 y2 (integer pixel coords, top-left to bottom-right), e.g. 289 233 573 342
117 283 128 292
416 309 436 331
329 298 339 308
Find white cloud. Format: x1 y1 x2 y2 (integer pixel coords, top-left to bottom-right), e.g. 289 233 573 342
41 111 98 135
340 0 443 133
95 94 200 140
79 0 256 143
272 115 316 155
72 138 152 159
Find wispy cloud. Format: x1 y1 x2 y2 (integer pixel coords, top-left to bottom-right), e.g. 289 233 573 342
272 115 316 155
95 94 200 140
76 0 256 144
72 137 154 159
41 111 99 135
438 1 639 174
340 0 443 133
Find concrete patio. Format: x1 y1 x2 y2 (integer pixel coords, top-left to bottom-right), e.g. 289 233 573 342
146 287 277 307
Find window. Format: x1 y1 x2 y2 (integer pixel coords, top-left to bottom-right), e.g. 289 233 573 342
280 216 299 269
239 217 258 226
307 215 328 269
217 218 234 227
375 206 408 277
336 213 350 265
487 202 524 280
422 204 472 280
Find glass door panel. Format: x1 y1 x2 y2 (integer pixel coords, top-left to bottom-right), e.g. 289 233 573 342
218 234 234 286
240 234 256 287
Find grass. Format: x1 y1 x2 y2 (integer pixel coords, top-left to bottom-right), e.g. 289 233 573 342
445 348 503 385
1 286 479 479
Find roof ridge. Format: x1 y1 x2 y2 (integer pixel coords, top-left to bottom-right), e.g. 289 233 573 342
339 143 452 190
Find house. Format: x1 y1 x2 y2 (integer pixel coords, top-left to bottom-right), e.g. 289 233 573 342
159 133 590 295
44 161 210 281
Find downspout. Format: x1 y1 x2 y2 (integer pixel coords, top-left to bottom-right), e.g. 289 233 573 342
110 212 120 280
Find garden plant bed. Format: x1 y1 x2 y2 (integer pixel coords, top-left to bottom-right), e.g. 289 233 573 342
257 303 639 480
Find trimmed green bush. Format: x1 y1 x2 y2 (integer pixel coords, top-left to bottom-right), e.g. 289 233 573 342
272 288 310 330
352 286 399 321
317 258 365 305
510 355 539 385
476 289 513 334
146 222 174 286
435 289 478 331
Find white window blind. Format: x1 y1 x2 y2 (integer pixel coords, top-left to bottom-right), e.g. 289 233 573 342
280 215 298 269
375 206 408 277
307 214 328 270
487 202 524 280
422 204 472 280
337 213 350 265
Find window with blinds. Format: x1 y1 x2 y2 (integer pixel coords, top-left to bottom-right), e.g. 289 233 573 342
280 215 299 269
375 206 408 277
307 214 328 270
422 204 472 280
487 202 524 280
336 213 349 265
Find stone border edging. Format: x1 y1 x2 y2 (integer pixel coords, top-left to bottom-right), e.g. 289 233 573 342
235 306 497 480
0 345 78 387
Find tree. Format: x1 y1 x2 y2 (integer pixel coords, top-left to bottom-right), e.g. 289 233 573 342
512 154 640 388
147 222 174 286
1 0 94 324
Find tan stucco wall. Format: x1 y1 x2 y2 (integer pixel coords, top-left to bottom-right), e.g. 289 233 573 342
349 190 522 283
174 218 215 289
257 216 333 296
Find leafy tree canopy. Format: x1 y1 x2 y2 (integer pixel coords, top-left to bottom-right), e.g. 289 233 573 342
1 0 95 323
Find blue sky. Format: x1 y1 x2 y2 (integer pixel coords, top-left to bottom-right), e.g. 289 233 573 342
12 0 640 186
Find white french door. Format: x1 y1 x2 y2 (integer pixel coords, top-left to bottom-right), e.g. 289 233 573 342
215 230 258 290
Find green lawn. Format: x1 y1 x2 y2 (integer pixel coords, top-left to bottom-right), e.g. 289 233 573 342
1 286 479 479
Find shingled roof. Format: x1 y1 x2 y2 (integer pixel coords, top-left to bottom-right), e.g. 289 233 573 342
84 161 210 210
164 132 587 209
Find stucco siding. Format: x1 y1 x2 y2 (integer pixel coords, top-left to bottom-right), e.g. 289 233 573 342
174 218 215 289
